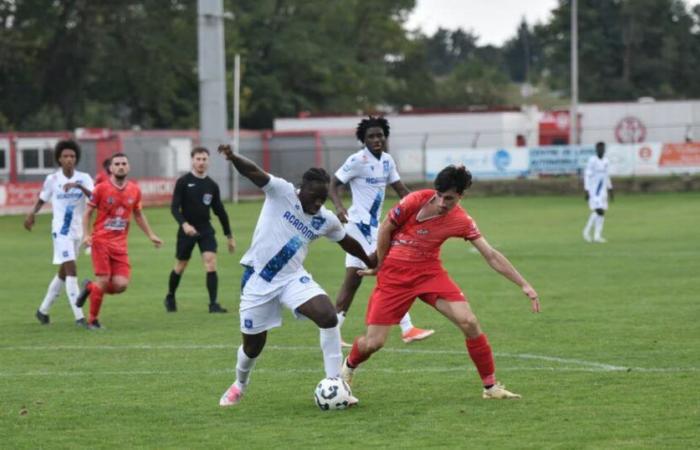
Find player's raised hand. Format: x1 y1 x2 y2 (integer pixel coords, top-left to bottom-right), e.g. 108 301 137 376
522 284 540 313
23 213 35 231
217 144 235 161
150 234 163 248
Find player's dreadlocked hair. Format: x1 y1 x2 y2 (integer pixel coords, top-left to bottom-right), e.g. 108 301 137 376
434 165 473 195
301 167 331 186
54 140 81 164
356 116 390 143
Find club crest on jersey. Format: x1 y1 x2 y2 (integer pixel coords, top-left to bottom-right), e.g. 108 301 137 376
127 198 135 205
244 319 253 329
203 193 213 205
310 216 326 230
299 276 311 284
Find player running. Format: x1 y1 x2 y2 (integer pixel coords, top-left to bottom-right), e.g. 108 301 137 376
330 116 434 345
164 146 235 313
341 165 541 400
75 153 163 329
216 144 375 407
582 142 613 243
24 140 93 326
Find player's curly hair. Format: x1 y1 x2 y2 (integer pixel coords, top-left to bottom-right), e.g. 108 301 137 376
54 140 81 164
302 167 331 186
356 116 390 143
434 165 473 194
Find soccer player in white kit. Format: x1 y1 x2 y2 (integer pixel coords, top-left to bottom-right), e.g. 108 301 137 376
582 142 614 243
24 140 94 326
330 116 434 345
216 144 375 407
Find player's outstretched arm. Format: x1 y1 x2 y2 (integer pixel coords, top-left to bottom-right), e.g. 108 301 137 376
390 180 410 199
23 199 45 231
329 176 348 223
357 217 396 276
217 144 270 188
470 237 541 312
337 235 375 269
133 209 163 248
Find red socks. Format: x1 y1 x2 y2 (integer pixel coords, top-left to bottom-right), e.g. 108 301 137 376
347 337 372 368
88 283 104 323
466 334 496 387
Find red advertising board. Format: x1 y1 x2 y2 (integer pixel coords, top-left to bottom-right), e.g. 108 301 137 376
659 143 700 167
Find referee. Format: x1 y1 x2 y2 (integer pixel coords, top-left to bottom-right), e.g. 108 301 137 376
165 146 236 313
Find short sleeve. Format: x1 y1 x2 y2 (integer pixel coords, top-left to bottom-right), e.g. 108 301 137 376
82 173 95 193
134 185 143 211
388 191 427 228
322 212 346 242
88 183 102 207
461 214 481 241
262 175 294 198
334 154 362 184
38 175 53 202
386 155 400 184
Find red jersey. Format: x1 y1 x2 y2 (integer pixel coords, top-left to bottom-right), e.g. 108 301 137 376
88 180 142 246
386 190 481 265
94 172 110 186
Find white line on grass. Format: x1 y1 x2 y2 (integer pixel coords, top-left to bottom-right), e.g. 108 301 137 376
0 344 697 374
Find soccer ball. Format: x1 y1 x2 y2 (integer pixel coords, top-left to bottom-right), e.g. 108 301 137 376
313 377 353 411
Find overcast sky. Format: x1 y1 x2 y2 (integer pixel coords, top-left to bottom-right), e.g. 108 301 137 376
406 0 700 47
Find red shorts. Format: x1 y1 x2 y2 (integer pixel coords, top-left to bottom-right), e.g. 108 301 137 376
365 259 466 325
91 240 131 278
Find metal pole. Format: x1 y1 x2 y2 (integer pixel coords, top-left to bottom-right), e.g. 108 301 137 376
232 53 240 203
570 0 579 145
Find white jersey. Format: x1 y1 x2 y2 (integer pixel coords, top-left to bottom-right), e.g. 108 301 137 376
584 156 612 196
39 170 94 239
334 147 400 227
240 176 346 290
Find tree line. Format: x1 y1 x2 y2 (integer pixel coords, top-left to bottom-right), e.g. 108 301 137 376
1 0 699 131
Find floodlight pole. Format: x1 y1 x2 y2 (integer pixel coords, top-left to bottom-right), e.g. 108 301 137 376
570 0 579 145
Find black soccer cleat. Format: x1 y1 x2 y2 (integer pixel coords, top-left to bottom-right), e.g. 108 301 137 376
75 279 92 308
208 303 228 313
75 318 87 328
35 309 50 325
87 319 103 330
164 294 177 312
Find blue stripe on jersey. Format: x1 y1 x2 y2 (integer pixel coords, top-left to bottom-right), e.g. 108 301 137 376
595 180 604 196
260 236 304 282
355 222 372 244
368 192 383 227
241 265 255 292
60 205 75 236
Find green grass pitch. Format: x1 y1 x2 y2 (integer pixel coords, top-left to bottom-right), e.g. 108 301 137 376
1 192 699 449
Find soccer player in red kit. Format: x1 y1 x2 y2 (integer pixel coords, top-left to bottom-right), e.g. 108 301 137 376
341 165 541 399
76 153 163 329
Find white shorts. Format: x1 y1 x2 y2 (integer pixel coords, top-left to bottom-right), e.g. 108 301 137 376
588 192 608 211
239 268 327 334
52 235 81 265
344 222 377 269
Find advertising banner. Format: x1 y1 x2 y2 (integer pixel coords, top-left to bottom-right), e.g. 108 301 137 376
528 145 595 175
426 147 529 180
658 143 700 174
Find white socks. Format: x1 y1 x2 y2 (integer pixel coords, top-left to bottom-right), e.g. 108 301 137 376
336 312 346 328
65 276 84 320
583 212 597 238
234 345 257 391
319 326 343 378
39 275 64 314
594 215 605 240
399 313 414 334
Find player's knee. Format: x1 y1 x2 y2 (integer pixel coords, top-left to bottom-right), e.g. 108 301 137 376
113 282 128 293
243 341 264 358
457 315 480 334
317 311 338 329
175 260 188 273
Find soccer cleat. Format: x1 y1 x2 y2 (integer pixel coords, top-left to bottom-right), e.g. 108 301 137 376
482 382 521 400
75 279 92 308
87 319 103 330
593 237 607 243
164 294 177 312
209 303 228 313
583 231 592 242
340 357 354 386
401 327 435 344
75 318 87 328
347 394 359 407
219 383 243 407
35 310 50 325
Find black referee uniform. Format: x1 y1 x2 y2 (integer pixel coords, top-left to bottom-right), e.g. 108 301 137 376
166 172 232 312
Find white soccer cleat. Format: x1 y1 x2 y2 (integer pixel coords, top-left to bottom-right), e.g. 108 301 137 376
347 394 359 407
482 382 521 400
340 357 354 386
219 383 243 407
593 237 607 243
582 231 592 242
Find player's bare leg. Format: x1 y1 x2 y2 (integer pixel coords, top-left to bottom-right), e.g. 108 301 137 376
435 299 520 399
342 324 392 385
220 332 266 407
